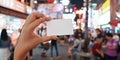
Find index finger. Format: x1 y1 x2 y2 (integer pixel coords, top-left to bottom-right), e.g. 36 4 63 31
26 12 45 25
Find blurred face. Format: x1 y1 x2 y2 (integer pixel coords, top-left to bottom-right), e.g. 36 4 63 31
105 35 112 41
105 36 109 40
97 38 103 43
95 30 100 34
78 34 81 37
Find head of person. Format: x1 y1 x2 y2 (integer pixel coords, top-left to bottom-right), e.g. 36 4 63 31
1 28 9 40
88 34 93 41
74 32 79 39
96 37 103 44
113 34 119 41
78 29 82 33
42 28 47 36
95 28 101 34
105 33 113 41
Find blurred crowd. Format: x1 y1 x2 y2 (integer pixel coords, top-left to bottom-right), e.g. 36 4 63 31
66 28 120 60
0 28 120 60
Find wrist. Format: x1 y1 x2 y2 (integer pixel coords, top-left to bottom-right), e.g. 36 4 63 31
14 43 28 60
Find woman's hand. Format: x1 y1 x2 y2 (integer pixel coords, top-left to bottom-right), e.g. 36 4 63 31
100 53 104 58
14 12 58 60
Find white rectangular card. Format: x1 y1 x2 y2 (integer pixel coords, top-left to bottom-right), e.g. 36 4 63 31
47 19 74 36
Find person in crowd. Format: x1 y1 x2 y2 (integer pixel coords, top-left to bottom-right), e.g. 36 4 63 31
92 37 104 60
41 42 50 57
95 29 103 38
113 34 119 42
28 50 33 60
74 14 79 25
67 35 74 58
78 29 84 39
13 12 58 60
91 29 97 39
113 34 120 58
88 34 94 51
0 28 11 60
67 35 75 46
40 28 50 57
103 33 118 60
68 31 81 58
50 40 59 60
59 36 65 45
8 29 22 60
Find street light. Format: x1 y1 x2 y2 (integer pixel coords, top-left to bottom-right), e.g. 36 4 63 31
34 0 37 4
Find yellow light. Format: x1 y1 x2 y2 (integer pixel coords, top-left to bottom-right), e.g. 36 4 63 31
102 0 110 10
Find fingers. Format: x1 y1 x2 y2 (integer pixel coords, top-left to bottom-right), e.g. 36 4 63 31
25 12 45 25
31 36 58 46
24 12 51 31
29 17 51 31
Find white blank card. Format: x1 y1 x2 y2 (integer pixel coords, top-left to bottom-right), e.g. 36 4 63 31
47 19 74 36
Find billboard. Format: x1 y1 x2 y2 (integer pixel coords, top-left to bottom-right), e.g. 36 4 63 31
97 0 110 25
37 4 64 19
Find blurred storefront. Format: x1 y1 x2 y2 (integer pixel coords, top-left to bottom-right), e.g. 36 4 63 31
0 14 26 45
89 0 110 29
0 0 28 18
88 0 120 33
110 0 120 33
0 0 28 45
37 4 64 19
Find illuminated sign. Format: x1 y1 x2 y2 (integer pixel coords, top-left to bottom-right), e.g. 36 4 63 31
0 0 25 13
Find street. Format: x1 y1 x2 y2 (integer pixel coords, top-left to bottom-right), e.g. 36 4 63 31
32 43 71 60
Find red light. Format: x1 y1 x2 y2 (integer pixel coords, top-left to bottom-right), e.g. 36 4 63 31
47 0 54 3
73 6 77 13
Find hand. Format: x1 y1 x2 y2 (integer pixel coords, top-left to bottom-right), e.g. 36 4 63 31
102 45 107 48
14 12 58 60
100 53 104 58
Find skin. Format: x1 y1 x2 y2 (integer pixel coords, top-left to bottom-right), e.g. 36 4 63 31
14 12 58 60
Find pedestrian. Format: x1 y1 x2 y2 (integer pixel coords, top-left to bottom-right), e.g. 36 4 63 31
50 40 59 60
40 28 50 57
103 33 118 60
41 42 50 57
29 50 33 59
95 28 103 38
92 37 104 60
0 28 11 60
68 31 81 58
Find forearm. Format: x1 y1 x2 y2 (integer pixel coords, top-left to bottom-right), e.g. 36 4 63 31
96 49 103 55
96 49 101 54
14 43 28 60
107 46 117 50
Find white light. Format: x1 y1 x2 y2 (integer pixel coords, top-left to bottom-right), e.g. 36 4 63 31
116 12 120 18
54 0 57 4
118 23 120 27
64 6 67 8
70 8 73 12
65 9 69 12
92 3 97 6
34 0 37 4
61 0 70 5
76 10 83 14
